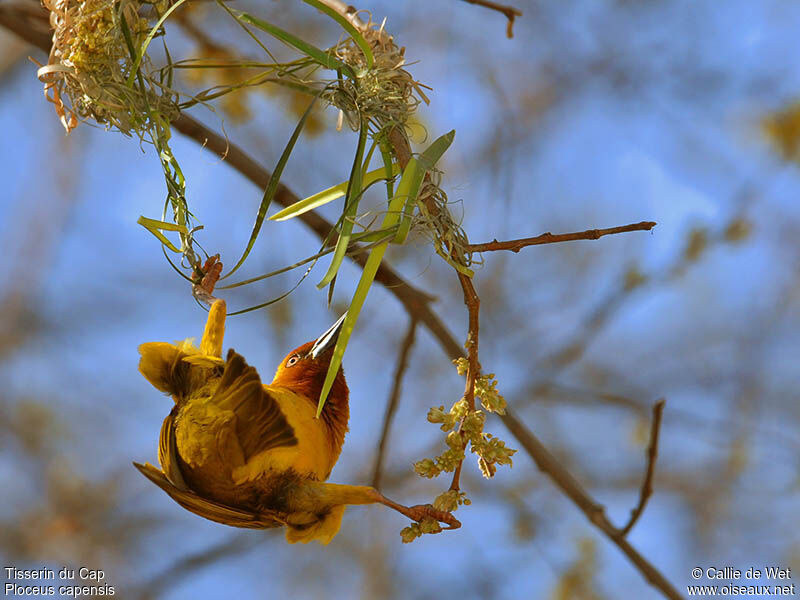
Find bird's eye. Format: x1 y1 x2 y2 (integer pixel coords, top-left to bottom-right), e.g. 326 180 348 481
286 354 300 367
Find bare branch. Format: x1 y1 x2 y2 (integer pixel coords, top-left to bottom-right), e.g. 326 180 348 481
621 398 666 536
500 409 683 600
467 221 657 254
459 0 522 38
372 317 418 489
0 2 51 51
449 272 481 492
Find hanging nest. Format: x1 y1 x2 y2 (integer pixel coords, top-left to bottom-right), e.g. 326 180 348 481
327 17 429 134
37 0 178 135
415 174 476 272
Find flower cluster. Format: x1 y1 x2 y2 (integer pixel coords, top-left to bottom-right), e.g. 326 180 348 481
414 388 515 482
454 357 508 415
404 360 516 542
400 517 442 543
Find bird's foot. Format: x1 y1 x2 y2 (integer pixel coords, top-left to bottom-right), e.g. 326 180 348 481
403 504 461 530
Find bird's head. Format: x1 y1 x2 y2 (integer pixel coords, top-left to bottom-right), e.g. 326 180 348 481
271 314 350 426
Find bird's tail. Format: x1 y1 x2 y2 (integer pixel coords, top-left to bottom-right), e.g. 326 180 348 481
138 340 220 400
139 299 227 401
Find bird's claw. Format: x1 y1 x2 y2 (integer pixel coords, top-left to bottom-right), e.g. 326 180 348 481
406 504 461 530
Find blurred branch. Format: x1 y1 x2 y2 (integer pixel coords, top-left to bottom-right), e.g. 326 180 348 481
372 317 418 489
500 410 682 600
173 10 225 52
0 2 50 51
521 216 750 408
467 221 657 254
459 0 522 38
136 534 260 600
448 271 481 493
621 398 665 536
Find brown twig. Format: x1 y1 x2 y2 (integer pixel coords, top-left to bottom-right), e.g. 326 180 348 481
449 272 481 492
501 410 683 600
460 0 523 38
621 398 666 536
459 273 481 414
372 317 418 489
0 2 51 51
467 221 657 254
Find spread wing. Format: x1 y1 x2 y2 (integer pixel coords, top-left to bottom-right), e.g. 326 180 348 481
212 349 297 460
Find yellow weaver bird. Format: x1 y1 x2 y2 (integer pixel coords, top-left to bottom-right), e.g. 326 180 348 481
134 299 459 544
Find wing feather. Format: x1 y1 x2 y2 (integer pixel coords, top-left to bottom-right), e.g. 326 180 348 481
133 462 286 529
213 349 298 460
139 402 288 529
158 410 188 490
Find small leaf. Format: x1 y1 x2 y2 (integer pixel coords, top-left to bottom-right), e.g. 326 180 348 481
301 0 374 70
223 91 324 280
316 228 390 415
234 10 354 77
137 216 188 233
137 216 188 253
269 163 399 221
317 122 370 289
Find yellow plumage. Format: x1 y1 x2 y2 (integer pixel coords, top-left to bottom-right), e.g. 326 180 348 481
135 298 459 544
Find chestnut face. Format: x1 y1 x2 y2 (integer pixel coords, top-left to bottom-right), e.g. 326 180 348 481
271 341 347 410
273 341 323 386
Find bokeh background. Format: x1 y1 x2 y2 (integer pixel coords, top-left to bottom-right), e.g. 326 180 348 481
2 1 800 598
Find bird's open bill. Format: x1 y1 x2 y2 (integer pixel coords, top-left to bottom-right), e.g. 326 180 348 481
308 312 347 359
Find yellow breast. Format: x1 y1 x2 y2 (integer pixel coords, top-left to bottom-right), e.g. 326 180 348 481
230 385 335 486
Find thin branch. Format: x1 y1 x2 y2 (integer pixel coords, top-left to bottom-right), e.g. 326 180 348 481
459 0 522 38
449 272 481 492
0 2 51 51
467 221 657 254
372 317 418 489
459 273 481 414
500 410 683 600
621 398 666 536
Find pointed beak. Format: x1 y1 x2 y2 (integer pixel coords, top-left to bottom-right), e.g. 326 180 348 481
308 313 347 359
